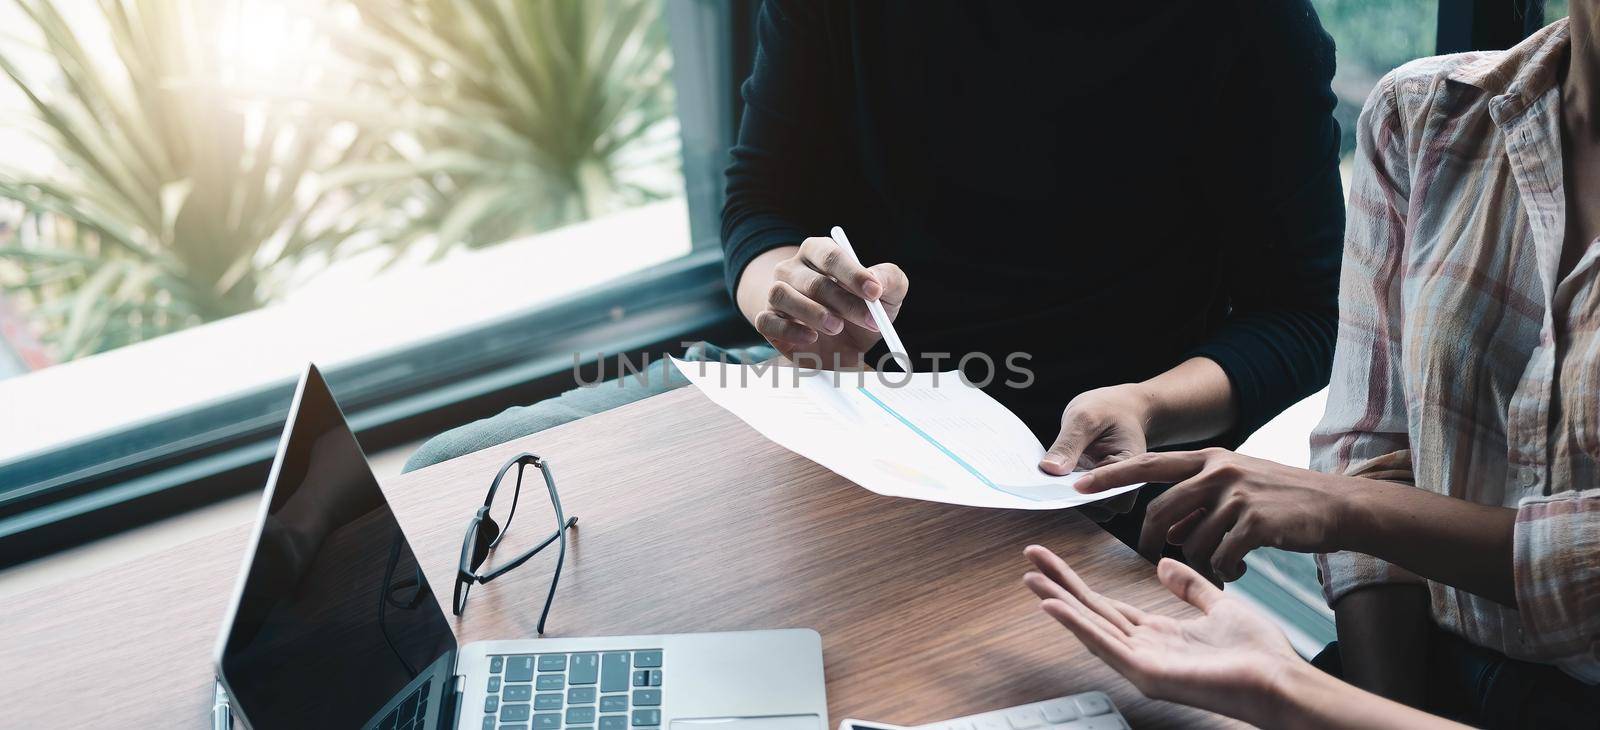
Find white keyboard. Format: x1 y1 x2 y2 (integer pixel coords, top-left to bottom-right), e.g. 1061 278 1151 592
912 692 1128 730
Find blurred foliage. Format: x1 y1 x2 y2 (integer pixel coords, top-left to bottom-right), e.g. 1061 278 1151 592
1313 0 1437 82
326 0 680 256
0 0 681 362
0 0 402 359
1311 0 1438 158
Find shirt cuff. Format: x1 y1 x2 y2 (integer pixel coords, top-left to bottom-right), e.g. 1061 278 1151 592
1513 490 1600 652
721 221 807 300
1316 550 1424 606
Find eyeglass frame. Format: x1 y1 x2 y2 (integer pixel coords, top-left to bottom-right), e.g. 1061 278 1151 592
453 452 578 635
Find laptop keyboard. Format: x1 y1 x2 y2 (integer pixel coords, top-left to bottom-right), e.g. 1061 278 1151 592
484 650 664 730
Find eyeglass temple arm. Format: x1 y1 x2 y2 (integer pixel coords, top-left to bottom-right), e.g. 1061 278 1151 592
477 515 578 584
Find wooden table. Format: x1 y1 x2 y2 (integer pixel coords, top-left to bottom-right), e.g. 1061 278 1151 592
0 387 1239 728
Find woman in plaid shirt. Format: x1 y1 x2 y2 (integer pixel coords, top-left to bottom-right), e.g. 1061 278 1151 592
1075 9 1600 728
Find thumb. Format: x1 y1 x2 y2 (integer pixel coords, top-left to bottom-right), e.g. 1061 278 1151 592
1041 413 1099 475
1157 557 1224 613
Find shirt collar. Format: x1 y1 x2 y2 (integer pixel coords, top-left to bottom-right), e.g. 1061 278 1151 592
1447 18 1571 121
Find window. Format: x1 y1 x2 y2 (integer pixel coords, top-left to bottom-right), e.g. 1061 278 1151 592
0 0 744 562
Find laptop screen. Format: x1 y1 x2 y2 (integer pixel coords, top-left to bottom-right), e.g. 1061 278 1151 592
219 366 455 728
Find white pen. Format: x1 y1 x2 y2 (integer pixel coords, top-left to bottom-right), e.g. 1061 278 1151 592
829 226 910 368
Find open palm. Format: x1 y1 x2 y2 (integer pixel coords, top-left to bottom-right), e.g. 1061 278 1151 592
1021 546 1298 724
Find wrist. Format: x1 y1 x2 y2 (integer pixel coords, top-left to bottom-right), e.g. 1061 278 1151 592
1132 357 1237 447
1260 658 1344 730
1333 477 1384 555
1118 381 1166 446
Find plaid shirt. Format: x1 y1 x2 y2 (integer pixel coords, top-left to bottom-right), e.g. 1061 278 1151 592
1310 19 1600 682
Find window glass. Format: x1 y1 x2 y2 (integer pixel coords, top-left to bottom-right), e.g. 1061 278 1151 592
0 0 690 461
1312 0 1439 163
0 0 685 371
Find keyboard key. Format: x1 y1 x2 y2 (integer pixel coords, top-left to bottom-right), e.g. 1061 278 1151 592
539 654 568 672
975 717 1007 730
1040 699 1079 723
632 650 662 668
1076 694 1112 717
633 709 662 727
533 713 561 730
569 687 598 703
600 695 628 712
601 652 632 692
600 716 628 730
534 693 563 710
487 677 502 693
504 685 534 702
570 653 600 684
632 689 660 706
633 670 649 687
501 727 528 730
501 704 531 722
401 689 419 719
1005 708 1043 729
568 707 597 724
648 670 662 686
482 717 496 730
506 656 536 682
1078 718 1126 730
491 656 504 674
536 674 564 691
485 696 500 713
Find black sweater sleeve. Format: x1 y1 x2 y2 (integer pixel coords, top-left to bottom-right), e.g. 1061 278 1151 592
719 0 842 299
1184 0 1345 444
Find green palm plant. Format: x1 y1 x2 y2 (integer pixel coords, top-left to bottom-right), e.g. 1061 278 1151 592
329 0 682 255
0 0 399 359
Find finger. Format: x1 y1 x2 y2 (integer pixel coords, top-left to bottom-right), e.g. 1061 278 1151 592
1108 597 1152 626
1081 450 1210 492
1156 557 1225 613
1025 545 1136 634
800 236 882 300
767 280 844 335
1164 507 1206 545
1042 412 1101 476
1037 598 1139 673
1179 497 1244 584
1138 478 1227 561
867 262 909 306
753 310 817 348
1212 515 1261 582
1024 572 1127 641
786 267 877 332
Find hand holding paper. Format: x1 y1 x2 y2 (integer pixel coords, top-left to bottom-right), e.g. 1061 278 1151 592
673 358 1144 510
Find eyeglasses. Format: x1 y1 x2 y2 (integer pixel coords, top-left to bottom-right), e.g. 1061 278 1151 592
453 452 578 634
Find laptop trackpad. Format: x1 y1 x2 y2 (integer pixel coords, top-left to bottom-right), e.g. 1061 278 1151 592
672 716 821 730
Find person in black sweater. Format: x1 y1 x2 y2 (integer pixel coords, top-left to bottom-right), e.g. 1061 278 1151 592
723 1 1344 536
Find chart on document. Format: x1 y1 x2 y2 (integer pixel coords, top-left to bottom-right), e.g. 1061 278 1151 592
672 359 1143 510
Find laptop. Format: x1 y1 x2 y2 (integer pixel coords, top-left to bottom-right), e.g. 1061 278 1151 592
214 365 828 729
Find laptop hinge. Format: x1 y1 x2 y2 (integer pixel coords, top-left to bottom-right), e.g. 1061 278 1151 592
440 674 465 730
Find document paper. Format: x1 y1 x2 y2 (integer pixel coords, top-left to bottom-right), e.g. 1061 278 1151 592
673 359 1143 510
